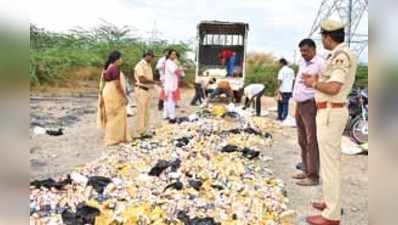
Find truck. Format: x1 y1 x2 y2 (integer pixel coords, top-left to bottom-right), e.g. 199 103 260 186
194 21 249 102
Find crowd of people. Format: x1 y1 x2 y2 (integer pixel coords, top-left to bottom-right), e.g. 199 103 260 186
96 48 185 146
96 19 358 225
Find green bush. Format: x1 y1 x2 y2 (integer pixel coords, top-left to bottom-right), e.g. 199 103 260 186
245 64 279 95
355 65 368 88
30 23 193 86
245 63 367 95
31 23 368 91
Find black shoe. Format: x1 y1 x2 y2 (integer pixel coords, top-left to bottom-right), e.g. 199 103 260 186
296 162 305 171
169 119 177 124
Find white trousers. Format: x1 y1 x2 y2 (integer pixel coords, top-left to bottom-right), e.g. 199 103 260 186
163 97 176 120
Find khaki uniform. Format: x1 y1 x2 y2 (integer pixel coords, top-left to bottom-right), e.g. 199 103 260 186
134 59 154 137
315 43 357 220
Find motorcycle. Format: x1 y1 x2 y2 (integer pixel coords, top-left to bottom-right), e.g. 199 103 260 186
346 88 368 144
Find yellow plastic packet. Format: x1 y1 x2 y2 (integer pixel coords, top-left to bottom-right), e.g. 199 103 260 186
211 104 226 117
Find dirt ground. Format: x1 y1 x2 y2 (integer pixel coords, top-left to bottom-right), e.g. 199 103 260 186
30 87 368 225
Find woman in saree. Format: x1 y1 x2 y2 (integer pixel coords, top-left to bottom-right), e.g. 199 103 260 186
96 51 131 146
163 49 184 122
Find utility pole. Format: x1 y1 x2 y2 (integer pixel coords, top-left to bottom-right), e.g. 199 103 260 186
293 50 297 65
149 20 161 43
347 0 353 47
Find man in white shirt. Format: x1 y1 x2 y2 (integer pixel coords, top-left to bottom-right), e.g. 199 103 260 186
243 83 265 116
276 58 295 121
155 49 168 110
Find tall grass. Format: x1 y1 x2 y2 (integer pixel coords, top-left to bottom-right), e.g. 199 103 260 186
30 22 193 86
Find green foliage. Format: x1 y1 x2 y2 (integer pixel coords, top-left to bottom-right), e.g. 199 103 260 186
246 62 367 95
245 52 300 95
245 64 280 95
355 65 368 88
30 22 193 86
30 22 368 91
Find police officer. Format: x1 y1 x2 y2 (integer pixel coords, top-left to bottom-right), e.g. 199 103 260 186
133 50 160 139
303 19 358 225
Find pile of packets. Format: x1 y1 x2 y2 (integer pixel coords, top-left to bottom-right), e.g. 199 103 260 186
30 108 296 225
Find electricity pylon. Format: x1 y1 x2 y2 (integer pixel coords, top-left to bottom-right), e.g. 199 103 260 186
309 0 368 57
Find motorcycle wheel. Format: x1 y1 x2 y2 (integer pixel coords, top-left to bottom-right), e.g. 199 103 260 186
350 116 368 144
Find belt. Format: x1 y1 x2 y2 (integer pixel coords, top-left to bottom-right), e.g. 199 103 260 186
316 102 346 109
297 98 315 105
137 86 149 91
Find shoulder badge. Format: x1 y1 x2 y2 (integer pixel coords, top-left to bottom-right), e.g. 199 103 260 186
332 50 351 67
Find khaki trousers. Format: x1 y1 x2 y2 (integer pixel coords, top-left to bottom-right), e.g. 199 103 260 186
316 107 348 220
134 88 151 137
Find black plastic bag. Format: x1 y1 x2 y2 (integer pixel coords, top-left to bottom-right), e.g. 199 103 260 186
188 179 203 191
76 204 100 224
190 218 221 225
222 112 240 119
164 180 183 191
61 203 100 225
87 176 112 194
176 137 190 147
176 117 190 124
177 211 221 225
170 158 182 172
46 128 63 136
139 134 153 140
61 209 78 225
185 172 193 178
211 184 225 191
241 148 260 160
264 132 272 139
221 145 239 153
148 160 171 176
177 211 191 224
30 178 58 189
30 175 72 190
149 159 182 176
226 128 241 134
243 127 262 136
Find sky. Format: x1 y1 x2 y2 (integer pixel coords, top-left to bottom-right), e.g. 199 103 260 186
26 0 368 63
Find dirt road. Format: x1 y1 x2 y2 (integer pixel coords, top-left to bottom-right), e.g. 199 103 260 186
30 88 367 225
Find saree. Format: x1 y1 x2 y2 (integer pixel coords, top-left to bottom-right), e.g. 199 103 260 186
96 71 131 146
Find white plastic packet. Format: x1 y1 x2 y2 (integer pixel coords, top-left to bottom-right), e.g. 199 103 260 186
281 116 296 127
70 172 89 186
126 104 135 116
33 126 46 135
341 136 363 155
188 114 199 121
226 103 237 112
